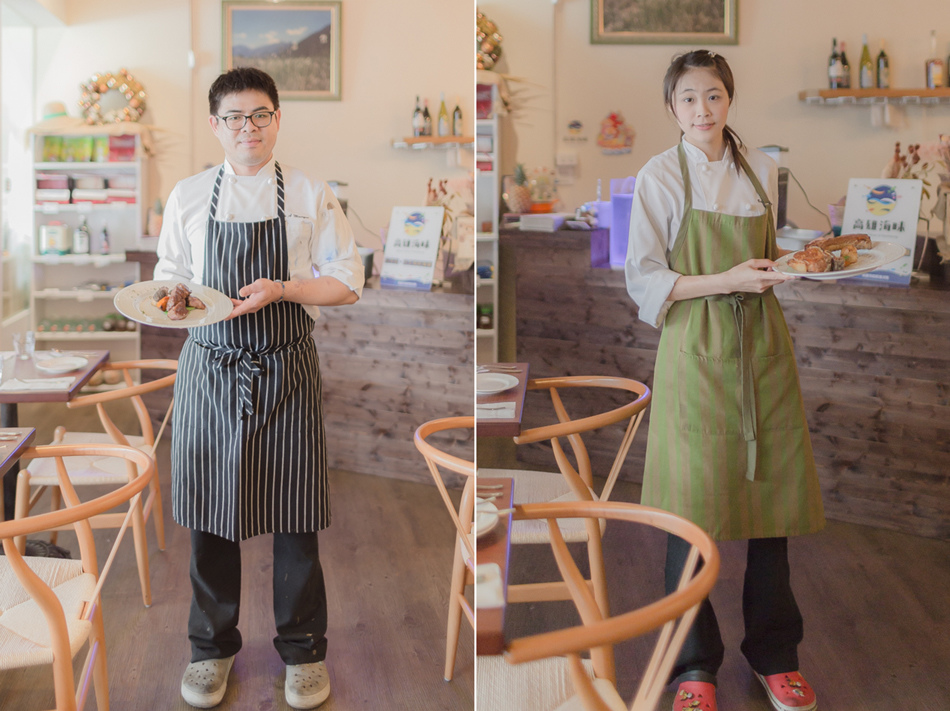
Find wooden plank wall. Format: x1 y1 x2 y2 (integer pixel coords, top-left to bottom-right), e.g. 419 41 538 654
130 253 474 488
316 283 474 486
503 230 950 540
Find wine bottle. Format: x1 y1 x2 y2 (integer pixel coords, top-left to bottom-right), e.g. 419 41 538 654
437 92 450 137
859 34 874 89
839 41 852 89
72 216 90 254
925 30 945 88
452 99 463 137
422 100 432 136
412 95 424 137
876 40 890 89
98 225 110 255
828 38 844 89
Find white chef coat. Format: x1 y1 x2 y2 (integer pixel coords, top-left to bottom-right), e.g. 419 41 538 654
155 157 364 321
625 139 778 328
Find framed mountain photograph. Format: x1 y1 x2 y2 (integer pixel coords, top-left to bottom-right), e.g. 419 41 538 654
591 0 737 45
223 1 342 100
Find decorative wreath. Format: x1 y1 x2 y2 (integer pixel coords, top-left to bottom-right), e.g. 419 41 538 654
476 12 503 70
79 68 147 125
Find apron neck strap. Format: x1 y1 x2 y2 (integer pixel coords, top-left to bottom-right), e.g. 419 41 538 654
208 162 286 220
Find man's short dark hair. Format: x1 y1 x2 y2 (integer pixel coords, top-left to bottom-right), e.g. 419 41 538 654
209 67 280 116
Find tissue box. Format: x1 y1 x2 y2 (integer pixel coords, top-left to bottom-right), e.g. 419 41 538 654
520 213 571 232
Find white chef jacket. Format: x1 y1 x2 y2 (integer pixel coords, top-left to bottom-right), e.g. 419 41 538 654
155 157 364 321
625 139 778 328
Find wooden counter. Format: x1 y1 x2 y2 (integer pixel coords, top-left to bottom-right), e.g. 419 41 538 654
127 251 474 486
500 229 950 540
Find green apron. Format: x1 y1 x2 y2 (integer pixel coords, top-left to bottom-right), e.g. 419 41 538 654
640 144 825 541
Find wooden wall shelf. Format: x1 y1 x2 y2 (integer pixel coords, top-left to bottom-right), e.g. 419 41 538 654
799 88 950 105
391 135 474 149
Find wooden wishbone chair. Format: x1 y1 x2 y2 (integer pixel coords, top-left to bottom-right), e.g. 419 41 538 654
476 500 719 711
413 416 475 682
478 375 650 683
0 442 155 711
14 359 177 607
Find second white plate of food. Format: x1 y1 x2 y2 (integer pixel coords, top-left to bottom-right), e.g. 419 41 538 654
476 372 519 395
773 241 906 280
114 280 233 328
34 356 88 374
475 499 499 538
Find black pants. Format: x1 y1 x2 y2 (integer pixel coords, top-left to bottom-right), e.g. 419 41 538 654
666 534 803 685
188 529 328 666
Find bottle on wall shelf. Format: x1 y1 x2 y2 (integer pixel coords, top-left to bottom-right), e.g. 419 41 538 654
412 95 425 137
925 30 945 89
877 40 890 89
452 98 463 137
437 92 450 137
839 41 852 89
72 216 91 255
422 100 432 136
98 225 110 255
859 34 874 89
828 38 845 89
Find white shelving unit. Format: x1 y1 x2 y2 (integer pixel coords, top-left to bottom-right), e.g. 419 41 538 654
476 80 501 364
29 129 149 362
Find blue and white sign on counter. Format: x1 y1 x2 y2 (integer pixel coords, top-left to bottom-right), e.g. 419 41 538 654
840 178 922 285
380 206 445 290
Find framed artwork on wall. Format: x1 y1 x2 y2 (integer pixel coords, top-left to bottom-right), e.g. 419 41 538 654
222 1 342 100
591 0 737 45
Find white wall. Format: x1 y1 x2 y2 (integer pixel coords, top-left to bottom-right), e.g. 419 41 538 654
479 0 950 231
33 0 472 250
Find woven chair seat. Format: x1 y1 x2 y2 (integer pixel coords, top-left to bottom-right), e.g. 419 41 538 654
0 557 93 669
478 468 598 544
477 655 625 711
24 432 151 486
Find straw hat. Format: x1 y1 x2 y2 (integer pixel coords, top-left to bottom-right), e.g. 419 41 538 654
30 100 84 131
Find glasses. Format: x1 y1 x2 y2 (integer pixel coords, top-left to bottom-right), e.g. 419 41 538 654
216 110 277 130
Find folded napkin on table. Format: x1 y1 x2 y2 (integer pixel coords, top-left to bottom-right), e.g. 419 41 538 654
475 563 504 609
0 377 75 392
476 402 515 420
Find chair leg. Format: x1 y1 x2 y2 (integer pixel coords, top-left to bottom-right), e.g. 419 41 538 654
48 486 62 546
129 496 152 607
13 470 32 555
587 531 616 684
443 539 467 681
150 469 166 551
90 604 111 711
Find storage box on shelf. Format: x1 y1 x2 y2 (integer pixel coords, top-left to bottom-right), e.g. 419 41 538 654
476 76 501 364
29 129 149 364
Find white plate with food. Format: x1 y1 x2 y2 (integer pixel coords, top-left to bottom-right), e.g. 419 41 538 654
34 356 88 374
773 238 905 281
475 499 500 538
476 372 519 396
114 280 233 328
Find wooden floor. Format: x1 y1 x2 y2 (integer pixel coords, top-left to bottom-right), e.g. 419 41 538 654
502 478 950 711
1 400 474 710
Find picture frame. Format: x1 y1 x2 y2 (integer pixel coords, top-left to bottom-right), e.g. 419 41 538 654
591 0 737 45
222 1 342 101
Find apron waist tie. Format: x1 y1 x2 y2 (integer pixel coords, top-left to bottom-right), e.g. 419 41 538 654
197 343 265 417
730 294 758 481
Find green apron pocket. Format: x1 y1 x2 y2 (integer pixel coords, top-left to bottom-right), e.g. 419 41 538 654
676 352 743 434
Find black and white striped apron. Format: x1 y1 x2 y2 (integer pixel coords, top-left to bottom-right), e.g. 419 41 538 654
171 162 329 542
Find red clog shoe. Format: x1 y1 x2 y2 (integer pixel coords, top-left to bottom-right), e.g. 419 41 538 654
672 681 717 711
754 671 817 711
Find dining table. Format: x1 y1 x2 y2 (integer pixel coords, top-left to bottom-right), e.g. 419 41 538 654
475 362 530 438
0 349 109 520
0 427 37 522
475 476 514 655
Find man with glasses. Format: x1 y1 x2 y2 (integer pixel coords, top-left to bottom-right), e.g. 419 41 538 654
155 66 363 709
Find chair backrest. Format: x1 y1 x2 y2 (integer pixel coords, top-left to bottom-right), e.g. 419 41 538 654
515 376 651 503
0 442 154 710
501 500 718 711
413 416 475 560
66 359 178 450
